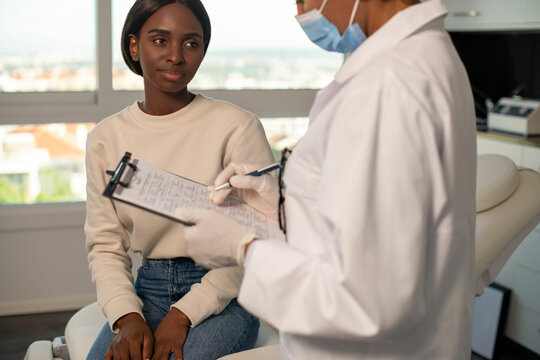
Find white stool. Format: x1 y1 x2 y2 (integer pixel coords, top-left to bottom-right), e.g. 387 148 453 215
61 302 279 360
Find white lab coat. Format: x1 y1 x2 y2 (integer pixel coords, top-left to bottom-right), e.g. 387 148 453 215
239 1 477 359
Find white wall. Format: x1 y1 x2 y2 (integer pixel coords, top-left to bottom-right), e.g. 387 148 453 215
496 224 540 355
0 202 95 315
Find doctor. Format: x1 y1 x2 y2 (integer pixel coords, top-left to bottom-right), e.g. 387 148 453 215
176 0 477 358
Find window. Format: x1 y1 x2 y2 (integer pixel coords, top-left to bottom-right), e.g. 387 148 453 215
0 123 93 204
261 117 309 159
0 1 96 92
0 0 341 205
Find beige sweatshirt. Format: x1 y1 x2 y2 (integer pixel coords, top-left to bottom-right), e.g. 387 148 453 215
85 94 274 330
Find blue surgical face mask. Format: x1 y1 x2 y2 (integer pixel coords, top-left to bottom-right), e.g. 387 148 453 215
296 0 366 54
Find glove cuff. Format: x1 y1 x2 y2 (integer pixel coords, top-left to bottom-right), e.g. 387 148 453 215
235 231 258 265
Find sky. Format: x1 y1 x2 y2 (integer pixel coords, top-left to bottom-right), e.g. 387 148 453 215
0 0 94 55
0 0 319 57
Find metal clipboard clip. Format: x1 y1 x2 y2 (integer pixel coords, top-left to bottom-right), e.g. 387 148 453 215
103 152 138 197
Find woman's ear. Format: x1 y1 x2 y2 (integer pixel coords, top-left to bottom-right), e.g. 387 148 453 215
129 34 139 62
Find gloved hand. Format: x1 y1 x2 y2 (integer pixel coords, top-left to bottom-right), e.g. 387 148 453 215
175 207 258 269
209 163 279 220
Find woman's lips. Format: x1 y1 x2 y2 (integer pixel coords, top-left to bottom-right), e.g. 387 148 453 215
160 69 184 81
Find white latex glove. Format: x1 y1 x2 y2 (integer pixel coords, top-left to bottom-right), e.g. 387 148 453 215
175 207 257 269
209 163 279 220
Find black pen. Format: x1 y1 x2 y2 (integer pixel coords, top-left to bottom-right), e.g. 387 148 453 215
214 162 280 191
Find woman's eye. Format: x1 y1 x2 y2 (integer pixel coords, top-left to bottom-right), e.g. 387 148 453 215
185 41 199 49
153 38 167 46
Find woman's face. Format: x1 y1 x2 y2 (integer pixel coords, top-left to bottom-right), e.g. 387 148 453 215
129 2 205 96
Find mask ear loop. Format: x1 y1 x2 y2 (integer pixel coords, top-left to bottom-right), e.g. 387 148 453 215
348 0 360 27
319 0 329 13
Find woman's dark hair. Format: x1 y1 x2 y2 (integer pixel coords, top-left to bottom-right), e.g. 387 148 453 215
121 0 211 76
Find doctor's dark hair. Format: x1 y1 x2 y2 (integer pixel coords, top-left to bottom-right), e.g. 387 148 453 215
121 0 211 76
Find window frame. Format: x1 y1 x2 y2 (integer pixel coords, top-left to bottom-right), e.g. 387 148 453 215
0 0 317 226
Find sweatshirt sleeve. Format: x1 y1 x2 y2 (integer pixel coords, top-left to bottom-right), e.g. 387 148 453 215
172 114 275 327
225 115 275 166
172 266 243 327
85 136 144 332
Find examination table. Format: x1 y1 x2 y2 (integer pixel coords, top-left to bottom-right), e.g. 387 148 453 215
24 154 540 360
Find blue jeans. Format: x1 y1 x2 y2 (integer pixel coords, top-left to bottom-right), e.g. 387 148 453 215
86 257 259 360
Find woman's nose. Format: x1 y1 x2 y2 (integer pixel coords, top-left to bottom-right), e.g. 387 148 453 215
167 44 184 64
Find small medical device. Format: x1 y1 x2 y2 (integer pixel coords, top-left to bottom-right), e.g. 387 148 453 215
488 97 540 136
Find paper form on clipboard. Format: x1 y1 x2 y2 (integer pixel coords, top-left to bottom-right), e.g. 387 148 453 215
103 152 284 240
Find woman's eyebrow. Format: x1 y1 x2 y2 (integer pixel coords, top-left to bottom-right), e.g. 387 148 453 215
146 28 171 35
146 29 202 39
183 32 203 39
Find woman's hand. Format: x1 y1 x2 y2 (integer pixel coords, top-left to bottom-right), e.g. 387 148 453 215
151 308 191 360
105 312 153 360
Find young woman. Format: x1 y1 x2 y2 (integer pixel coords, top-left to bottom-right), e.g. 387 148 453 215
84 1 274 359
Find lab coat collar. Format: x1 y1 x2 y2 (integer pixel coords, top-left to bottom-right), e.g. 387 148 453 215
335 0 448 84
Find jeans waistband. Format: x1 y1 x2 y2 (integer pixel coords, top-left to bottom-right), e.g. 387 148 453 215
142 257 193 266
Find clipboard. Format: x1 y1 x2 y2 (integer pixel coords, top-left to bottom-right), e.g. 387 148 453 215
103 152 284 239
